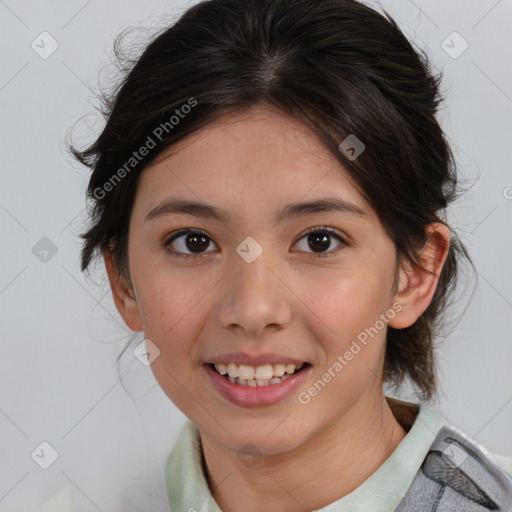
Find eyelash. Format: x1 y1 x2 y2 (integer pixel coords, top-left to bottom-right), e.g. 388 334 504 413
161 226 348 260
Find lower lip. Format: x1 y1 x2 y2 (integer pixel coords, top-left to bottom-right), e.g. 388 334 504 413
204 363 311 408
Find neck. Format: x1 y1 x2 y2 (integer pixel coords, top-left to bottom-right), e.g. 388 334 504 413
199 394 414 512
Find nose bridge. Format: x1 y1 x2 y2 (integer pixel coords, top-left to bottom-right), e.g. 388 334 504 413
216 245 292 335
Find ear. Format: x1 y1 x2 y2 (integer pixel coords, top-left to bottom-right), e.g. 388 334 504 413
387 222 451 329
103 249 143 332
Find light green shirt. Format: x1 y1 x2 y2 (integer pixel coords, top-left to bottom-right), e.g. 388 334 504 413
165 400 512 511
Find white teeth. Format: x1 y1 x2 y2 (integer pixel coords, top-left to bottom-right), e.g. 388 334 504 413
212 362 305 386
227 363 238 378
238 364 254 380
254 365 273 380
285 364 296 374
273 363 286 377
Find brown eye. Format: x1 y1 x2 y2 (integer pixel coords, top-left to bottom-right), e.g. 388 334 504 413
163 229 217 258
294 227 347 257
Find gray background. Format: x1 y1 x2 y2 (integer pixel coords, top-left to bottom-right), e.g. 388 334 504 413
1 0 511 510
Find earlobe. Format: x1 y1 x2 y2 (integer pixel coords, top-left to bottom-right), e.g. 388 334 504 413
387 223 451 329
103 249 143 332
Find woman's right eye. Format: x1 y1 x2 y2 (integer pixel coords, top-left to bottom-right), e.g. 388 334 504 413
162 229 218 259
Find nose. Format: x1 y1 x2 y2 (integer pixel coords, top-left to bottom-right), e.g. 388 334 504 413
215 250 293 337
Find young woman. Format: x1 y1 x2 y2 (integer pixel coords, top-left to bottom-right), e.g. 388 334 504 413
71 0 512 510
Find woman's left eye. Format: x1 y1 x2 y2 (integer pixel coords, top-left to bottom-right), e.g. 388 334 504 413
293 227 347 257
162 226 347 259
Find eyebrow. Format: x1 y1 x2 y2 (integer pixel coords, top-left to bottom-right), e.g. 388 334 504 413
144 196 370 224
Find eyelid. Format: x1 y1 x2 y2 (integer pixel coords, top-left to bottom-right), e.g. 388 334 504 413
163 227 210 245
296 225 347 243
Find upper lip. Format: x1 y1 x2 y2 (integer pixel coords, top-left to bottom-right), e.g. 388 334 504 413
204 352 309 366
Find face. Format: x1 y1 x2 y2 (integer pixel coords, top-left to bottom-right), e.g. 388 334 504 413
115 105 410 456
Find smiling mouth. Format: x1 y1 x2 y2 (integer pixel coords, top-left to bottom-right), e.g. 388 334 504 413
207 362 311 387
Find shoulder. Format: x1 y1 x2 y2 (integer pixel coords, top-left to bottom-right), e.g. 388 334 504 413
405 399 512 479
396 421 512 511
448 424 512 479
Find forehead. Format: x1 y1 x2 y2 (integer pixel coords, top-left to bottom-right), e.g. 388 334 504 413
150 105 344 177
134 105 375 223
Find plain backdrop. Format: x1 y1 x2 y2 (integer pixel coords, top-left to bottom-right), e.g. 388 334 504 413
1 0 511 510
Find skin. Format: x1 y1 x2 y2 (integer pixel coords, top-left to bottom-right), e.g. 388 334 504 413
104 105 451 511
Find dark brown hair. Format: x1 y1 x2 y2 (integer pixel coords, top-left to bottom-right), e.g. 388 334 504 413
69 0 475 402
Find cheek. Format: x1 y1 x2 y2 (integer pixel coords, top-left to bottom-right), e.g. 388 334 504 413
133 270 222 392
298 278 389 410
136 273 210 406
299 268 389 343
133 256 211 337
296 271 392 400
